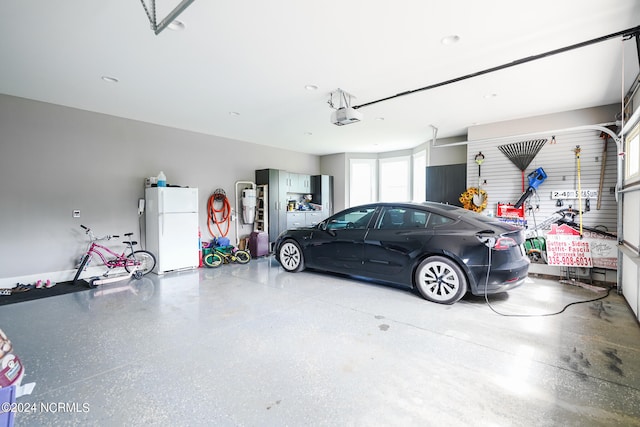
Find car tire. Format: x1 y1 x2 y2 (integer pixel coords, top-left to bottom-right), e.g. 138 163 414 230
278 240 305 272
414 256 468 304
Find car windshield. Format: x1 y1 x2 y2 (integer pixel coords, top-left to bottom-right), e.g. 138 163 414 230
326 207 376 230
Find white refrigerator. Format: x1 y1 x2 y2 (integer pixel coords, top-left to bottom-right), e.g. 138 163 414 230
145 187 199 274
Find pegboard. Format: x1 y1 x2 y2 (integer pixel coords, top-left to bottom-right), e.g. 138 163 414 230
466 128 617 235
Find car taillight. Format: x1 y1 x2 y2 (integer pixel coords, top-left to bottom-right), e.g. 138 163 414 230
494 237 517 250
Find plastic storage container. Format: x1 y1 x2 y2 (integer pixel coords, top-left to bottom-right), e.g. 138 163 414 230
249 231 269 257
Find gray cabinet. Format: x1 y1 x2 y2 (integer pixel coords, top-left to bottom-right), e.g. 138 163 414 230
312 175 333 214
286 212 306 229
282 172 311 193
305 211 323 227
425 163 466 206
256 169 333 243
295 174 311 193
256 169 286 244
286 211 324 229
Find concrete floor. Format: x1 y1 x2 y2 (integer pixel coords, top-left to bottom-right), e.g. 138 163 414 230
2 257 640 426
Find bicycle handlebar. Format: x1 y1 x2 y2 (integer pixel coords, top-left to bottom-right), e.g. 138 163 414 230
80 225 120 241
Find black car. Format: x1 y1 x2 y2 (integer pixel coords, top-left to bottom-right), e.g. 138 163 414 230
274 202 530 304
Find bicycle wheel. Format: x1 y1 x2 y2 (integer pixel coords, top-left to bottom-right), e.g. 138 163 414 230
125 250 156 275
204 253 223 268
234 250 251 264
73 254 92 286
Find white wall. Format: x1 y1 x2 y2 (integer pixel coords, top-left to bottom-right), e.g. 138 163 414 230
0 94 319 286
429 137 467 166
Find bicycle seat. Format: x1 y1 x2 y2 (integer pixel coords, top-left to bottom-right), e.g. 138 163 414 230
124 240 138 246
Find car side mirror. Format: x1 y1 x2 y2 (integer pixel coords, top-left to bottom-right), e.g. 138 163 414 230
319 221 337 237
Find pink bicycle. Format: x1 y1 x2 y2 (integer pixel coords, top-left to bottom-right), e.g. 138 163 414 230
73 225 156 287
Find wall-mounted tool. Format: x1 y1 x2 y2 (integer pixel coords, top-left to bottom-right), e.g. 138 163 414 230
514 167 547 208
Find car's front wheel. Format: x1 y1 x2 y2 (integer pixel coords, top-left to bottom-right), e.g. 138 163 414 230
414 256 468 304
278 240 305 272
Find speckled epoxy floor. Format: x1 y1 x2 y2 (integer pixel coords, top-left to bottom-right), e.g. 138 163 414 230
2 258 640 426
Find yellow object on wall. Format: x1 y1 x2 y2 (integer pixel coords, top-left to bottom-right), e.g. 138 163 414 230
460 187 488 212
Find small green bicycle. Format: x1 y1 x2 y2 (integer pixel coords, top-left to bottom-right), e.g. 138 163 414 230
204 246 251 268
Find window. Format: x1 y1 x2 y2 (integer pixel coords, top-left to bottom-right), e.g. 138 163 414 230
327 207 377 230
425 213 454 229
412 150 426 202
626 123 640 183
379 156 410 202
350 159 377 206
376 207 428 230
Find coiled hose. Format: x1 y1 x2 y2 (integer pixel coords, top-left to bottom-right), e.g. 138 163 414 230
208 189 231 238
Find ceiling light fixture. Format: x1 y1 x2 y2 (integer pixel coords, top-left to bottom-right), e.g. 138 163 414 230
483 93 498 99
441 35 460 45
167 20 186 31
228 111 240 116
101 76 119 83
305 85 318 91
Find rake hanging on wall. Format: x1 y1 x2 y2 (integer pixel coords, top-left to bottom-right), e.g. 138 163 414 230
497 139 548 191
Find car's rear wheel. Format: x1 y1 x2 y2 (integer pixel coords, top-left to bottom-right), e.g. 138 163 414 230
414 256 467 304
278 240 305 272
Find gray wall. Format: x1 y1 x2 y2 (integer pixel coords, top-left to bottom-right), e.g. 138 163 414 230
319 153 346 212
0 94 319 284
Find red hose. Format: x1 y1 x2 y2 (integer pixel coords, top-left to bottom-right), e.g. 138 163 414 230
207 193 231 238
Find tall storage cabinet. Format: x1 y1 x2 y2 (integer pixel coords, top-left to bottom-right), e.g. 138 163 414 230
255 169 286 244
311 175 333 215
256 169 333 245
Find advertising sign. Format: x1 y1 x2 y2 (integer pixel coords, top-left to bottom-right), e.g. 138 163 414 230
545 224 593 267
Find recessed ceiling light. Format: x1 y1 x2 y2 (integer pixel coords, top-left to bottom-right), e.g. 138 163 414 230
168 20 186 31
441 35 460 45
305 85 318 91
304 132 313 136
375 117 385 121
483 93 498 99
101 76 119 83
229 111 240 116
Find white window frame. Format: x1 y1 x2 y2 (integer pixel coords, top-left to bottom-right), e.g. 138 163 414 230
412 150 426 202
379 155 411 202
626 122 640 184
349 158 377 207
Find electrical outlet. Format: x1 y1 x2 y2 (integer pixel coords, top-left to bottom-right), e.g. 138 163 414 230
73 210 81 218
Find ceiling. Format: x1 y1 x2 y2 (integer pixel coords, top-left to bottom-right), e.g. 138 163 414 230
1 1 639 156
